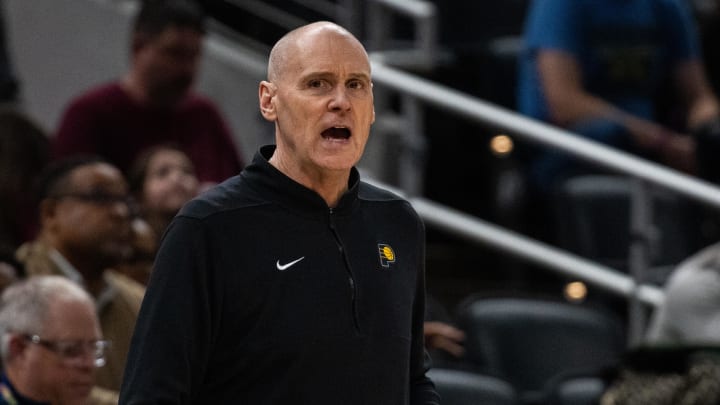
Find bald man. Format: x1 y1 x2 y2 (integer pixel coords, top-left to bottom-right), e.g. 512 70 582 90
119 22 439 404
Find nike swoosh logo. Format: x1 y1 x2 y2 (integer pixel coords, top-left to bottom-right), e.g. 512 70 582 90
276 256 305 271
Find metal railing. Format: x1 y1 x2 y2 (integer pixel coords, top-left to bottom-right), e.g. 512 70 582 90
368 61 720 343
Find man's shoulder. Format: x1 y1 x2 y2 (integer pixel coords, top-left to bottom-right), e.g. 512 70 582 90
177 174 267 220
358 181 408 203
67 82 126 107
105 271 145 312
15 240 61 277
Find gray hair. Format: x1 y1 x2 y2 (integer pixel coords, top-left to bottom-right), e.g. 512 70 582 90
0 276 94 362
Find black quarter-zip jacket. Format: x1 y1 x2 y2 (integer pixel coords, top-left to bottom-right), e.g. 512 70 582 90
120 146 439 405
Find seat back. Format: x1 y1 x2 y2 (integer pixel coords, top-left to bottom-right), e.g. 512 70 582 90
556 175 697 277
457 297 625 401
427 368 519 405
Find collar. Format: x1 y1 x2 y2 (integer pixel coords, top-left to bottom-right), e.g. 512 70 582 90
241 145 361 218
47 248 117 312
0 374 50 405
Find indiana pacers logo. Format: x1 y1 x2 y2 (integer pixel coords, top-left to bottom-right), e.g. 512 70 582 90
378 243 396 268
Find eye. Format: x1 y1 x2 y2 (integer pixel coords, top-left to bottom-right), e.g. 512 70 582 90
348 79 365 90
308 79 326 89
59 341 86 358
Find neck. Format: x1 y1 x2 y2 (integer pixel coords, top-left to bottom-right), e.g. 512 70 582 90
5 366 49 405
268 152 349 208
43 235 107 298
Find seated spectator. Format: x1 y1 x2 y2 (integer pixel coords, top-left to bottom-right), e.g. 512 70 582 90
0 276 116 405
53 0 243 187
0 107 50 253
15 156 144 393
646 241 720 344
517 0 720 196
127 144 200 243
116 144 199 285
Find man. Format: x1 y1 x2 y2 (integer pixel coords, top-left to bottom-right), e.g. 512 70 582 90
120 21 439 404
16 156 145 393
517 0 720 192
54 0 243 186
0 276 116 405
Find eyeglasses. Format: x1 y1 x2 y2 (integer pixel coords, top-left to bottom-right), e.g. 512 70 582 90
52 192 135 207
23 334 110 368
53 192 133 205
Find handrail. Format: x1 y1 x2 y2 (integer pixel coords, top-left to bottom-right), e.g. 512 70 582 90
364 177 665 307
366 0 438 70
367 60 720 315
370 61 720 208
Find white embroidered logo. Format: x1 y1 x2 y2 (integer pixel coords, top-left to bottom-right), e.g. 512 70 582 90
276 257 305 271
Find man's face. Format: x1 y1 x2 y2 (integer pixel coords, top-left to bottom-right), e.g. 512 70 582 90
45 163 132 268
134 26 203 106
260 27 375 176
19 299 101 405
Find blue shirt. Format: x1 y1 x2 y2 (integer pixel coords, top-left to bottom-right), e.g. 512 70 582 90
517 0 701 123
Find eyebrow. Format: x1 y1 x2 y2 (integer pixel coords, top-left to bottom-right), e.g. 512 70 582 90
300 71 371 82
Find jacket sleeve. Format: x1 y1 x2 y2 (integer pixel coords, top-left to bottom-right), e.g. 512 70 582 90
409 220 441 405
119 217 215 405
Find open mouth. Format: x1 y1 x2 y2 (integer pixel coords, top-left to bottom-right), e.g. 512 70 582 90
321 126 351 140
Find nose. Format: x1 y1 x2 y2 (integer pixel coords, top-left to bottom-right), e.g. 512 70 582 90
68 350 96 371
328 87 351 112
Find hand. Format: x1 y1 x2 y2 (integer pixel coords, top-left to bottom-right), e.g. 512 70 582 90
660 135 697 175
423 321 466 358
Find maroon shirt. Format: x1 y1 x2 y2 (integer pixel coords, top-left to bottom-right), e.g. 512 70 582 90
54 82 243 183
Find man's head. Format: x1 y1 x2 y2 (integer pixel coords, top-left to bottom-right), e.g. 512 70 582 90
36 156 132 275
259 21 375 178
129 0 206 107
0 276 105 405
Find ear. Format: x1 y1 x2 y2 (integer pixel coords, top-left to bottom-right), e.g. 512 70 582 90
258 81 277 122
7 334 27 360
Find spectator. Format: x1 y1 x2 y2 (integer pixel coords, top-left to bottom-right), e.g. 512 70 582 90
517 0 720 194
0 107 50 253
115 144 199 286
119 21 439 404
127 144 199 244
15 156 144 393
53 0 243 187
0 276 116 405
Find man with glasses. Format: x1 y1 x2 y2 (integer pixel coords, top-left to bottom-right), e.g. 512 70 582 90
15 156 145 394
0 275 115 404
